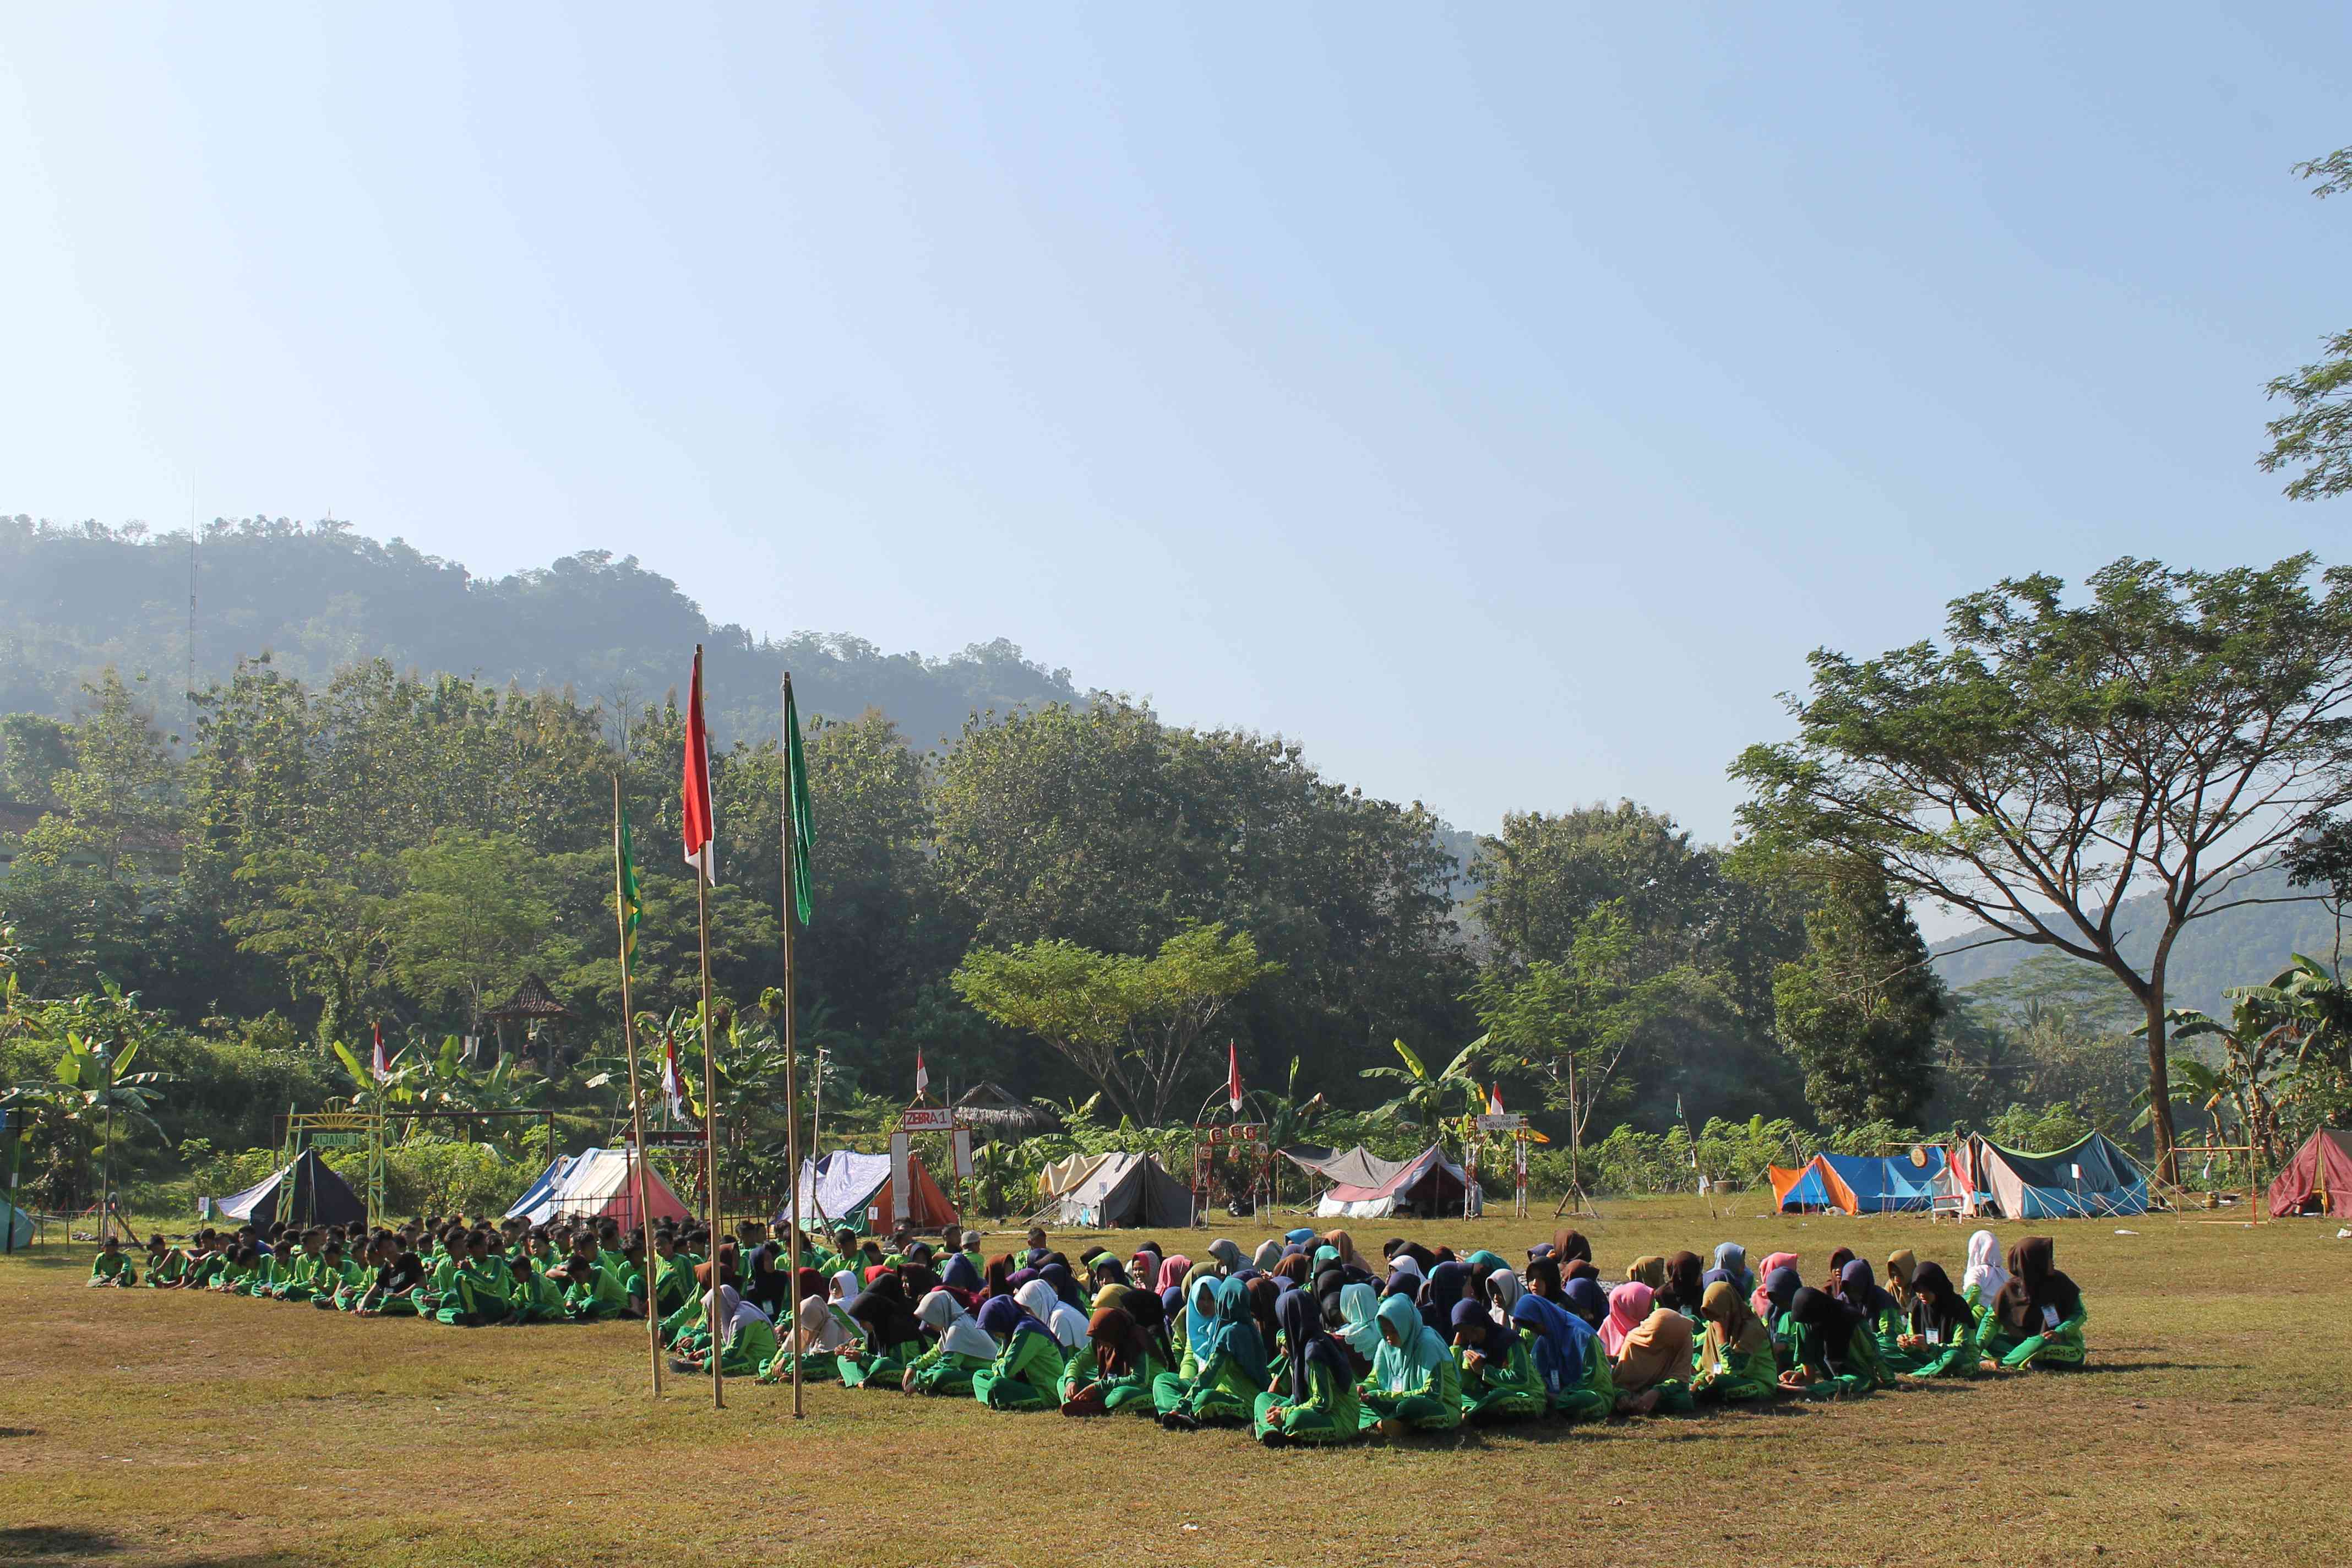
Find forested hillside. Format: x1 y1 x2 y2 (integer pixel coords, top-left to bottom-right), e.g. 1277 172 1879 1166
0 515 1078 749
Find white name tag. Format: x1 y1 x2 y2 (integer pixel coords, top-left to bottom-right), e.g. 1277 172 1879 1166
1924 1327 1941 1345
2041 1305 2059 1329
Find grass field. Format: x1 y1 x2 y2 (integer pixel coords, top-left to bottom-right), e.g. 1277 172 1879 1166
1 1199 2340 1567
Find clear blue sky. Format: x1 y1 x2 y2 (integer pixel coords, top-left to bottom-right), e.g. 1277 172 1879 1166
3 5 2344 864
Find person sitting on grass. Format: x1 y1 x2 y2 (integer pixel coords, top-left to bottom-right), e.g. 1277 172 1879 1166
502 1251 569 1325
671 1285 777 1377
87 1235 137 1288
1600 1281 1652 1357
353 1237 427 1318
1357 1290 1461 1438
560 1235 633 1322
211 1245 261 1294
1692 1280 1778 1404
760 1276 854 1386
1058 1300 1162 1416
1153 1275 1268 1430
1961 1229 2009 1312
1451 1297 1544 1423
1251 1287 1360 1446
970 1293 1066 1411
142 1234 189 1288
435 1232 514 1327
265 1228 327 1303
1983 1236 2086 1370
1515 1276 1611 1420
1888 1261 1979 1379
903 1288 997 1397
1779 1286 1888 1400
1611 1305 1696 1415
1837 1257 1904 1352
836 1273 925 1388
307 1240 361 1310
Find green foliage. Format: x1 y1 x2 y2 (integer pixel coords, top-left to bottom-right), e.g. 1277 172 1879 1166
2260 148 2352 502
1771 866 1945 1128
1359 1035 1486 1144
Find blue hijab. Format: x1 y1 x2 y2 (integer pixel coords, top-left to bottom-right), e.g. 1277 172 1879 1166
1201 1273 1271 1387
941 1250 982 1293
1183 1275 1221 1359
976 1292 1049 1351
1711 1241 1754 1298
1451 1295 1517 1358
1561 1275 1609 1329
1511 1291 1594 1392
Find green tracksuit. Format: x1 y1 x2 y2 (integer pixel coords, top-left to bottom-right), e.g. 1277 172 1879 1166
1059 1348 1164 1413
1253 1358 1362 1445
87 1252 137 1287
1456 1339 1546 1422
971 1326 1065 1411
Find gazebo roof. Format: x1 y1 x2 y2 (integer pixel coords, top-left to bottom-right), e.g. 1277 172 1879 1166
487 973 573 1022
954 1080 1053 1135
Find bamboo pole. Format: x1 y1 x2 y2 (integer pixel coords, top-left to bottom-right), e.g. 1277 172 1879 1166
780 672 805 1419
613 774 662 1397
697 868 721 1409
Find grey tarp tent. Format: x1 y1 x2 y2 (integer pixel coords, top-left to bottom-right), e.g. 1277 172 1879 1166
1033 1152 1196 1228
216 1149 367 1233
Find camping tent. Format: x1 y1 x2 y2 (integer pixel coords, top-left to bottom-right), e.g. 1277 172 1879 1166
1963 1131 2149 1218
1035 1152 1196 1228
2268 1129 2352 1217
0 1199 32 1249
1770 1151 1946 1213
1768 1161 1838 1212
1037 1152 1112 1203
216 1149 368 1233
782 1150 958 1234
1305 1145 1480 1219
505 1148 690 1228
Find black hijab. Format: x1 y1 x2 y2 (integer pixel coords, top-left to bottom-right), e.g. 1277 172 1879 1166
1907 1261 1972 1342
1790 1286 1860 1371
845 1273 921 1347
1278 1282 1351 1405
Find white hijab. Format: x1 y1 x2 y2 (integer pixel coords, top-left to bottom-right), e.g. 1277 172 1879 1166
1962 1230 2009 1300
1488 1266 1523 1321
917 1288 999 1360
1018 1280 1088 1350
717 1285 770 1348
797 1292 850 1351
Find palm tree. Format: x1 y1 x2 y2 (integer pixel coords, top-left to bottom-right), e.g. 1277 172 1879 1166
1360 1036 1485 1151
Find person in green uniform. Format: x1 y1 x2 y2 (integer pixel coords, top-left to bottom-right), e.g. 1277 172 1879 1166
560 1239 631 1322
1757 1265 1803 1373
87 1236 137 1287
671 1284 777 1375
265 1231 326 1302
142 1235 189 1288
905 1288 998 1396
212 1246 261 1294
436 1234 514 1326
308 1240 363 1309
1511 1282 1610 1420
759 1286 852 1386
1838 1258 1904 1355
1358 1291 1461 1436
970 1294 1066 1411
1692 1280 1779 1404
836 1275 925 1387
353 1239 427 1317
1985 1236 2087 1369
1889 1261 1980 1379
644 1232 696 1322
1779 1286 1887 1398
1450 1298 1544 1422
1153 1275 1269 1429
1061 1302 1166 1415
1611 1306 1696 1415
1253 1288 1361 1446
183 1233 227 1291
1960 1229 2008 1313
502 1253 569 1324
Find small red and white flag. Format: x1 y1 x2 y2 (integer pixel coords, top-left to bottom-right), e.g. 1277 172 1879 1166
371 1023 391 1084
660 1033 688 1120
914 1048 929 1100
1487 1084 1504 1115
1227 1043 1243 1113
681 646 716 885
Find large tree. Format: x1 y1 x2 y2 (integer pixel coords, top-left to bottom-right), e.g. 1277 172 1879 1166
2261 146 2352 502
1732 555 2352 1179
1769 865 1945 1128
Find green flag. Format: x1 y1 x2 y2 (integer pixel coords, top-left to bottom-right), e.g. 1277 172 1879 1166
785 679 815 924
617 803 643 967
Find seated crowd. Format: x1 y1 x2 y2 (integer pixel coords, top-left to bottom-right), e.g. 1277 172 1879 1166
94 1216 2087 1444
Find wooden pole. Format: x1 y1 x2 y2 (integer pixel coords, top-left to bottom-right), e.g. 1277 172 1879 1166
696 868 722 1409
613 774 662 1398
780 672 806 1419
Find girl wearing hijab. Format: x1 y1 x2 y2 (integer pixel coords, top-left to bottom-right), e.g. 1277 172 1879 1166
673 1286 778 1378
941 1249 983 1297
1836 1257 1904 1351
1153 1275 1271 1428
1039 1260 1085 1310
1419 1260 1471 1337
1124 1284 1176 1371
1887 1261 1979 1379
1245 1275 1285 1376
1131 1245 1163 1291
1780 1286 1888 1399
1205 1237 1246 1274
1824 1246 1855 1291
1611 1305 1697 1415
1452 1298 1544 1422
1707 1242 1755 1299
1252 1288 1363 1446
1511 1288 1610 1422
1658 1251 1707 1316
1321 1229 1369 1272
1625 1255 1668 1293
1601 1281 1653 1357
1251 1238 1283 1272
903 1289 999 1395
1960 1229 2010 1309
1335 1281 1385 1378
1382 1254 1426 1298
1358 1291 1462 1436
837 1275 925 1387
1550 1228 1593 1269
1985 1235 2086 1369
1885 1248 1920 1315
1749 1251 1799 1324
1485 1266 1524 1321
1759 1265 1804 1371
1060 1303 1166 1414
1692 1281 1777 1404
1018 1278 1092 1353
759 1290 852 1385
984 1255 1017 1302
971 1294 1068 1410
1155 1253 1193 1296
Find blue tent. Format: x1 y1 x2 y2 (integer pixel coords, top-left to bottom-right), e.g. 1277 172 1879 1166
1772 1161 1837 1211
1815 1150 1946 1213
502 1155 575 1222
1974 1131 2148 1218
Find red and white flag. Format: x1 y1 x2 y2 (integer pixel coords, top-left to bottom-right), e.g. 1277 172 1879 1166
681 646 716 885
914 1049 929 1099
371 1022 391 1084
1227 1043 1243 1113
661 1033 688 1120
1487 1084 1505 1115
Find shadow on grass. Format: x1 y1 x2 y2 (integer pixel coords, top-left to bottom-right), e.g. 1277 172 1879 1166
2055 1360 2225 1374
0 1527 306 1566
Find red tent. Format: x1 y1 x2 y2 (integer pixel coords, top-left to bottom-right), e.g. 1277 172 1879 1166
2267 1129 2352 1218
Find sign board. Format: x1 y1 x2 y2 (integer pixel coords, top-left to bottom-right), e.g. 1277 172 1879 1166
635 1130 707 1149
900 1107 956 1133
309 1132 367 1148
951 1128 974 1179
888 1132 912 1225
1476 1113 1528 1132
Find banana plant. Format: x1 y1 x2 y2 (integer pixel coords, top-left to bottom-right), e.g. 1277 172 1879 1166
1359 1035 1486 1149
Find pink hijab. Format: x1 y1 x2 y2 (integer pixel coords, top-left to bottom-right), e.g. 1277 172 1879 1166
1750 1251 1799 1322
1601 1281 1653 1355
1155 1254 1193 1293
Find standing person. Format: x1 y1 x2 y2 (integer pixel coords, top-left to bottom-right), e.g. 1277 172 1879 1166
1252 1288 1362 1446
1357 1292 1461 1437
1692 1281 1778 1404
1984 1237 2087 1369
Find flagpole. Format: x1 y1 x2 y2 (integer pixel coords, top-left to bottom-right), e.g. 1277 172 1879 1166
780 672 805 1420
613 774 662 1398
683 643 726 1411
